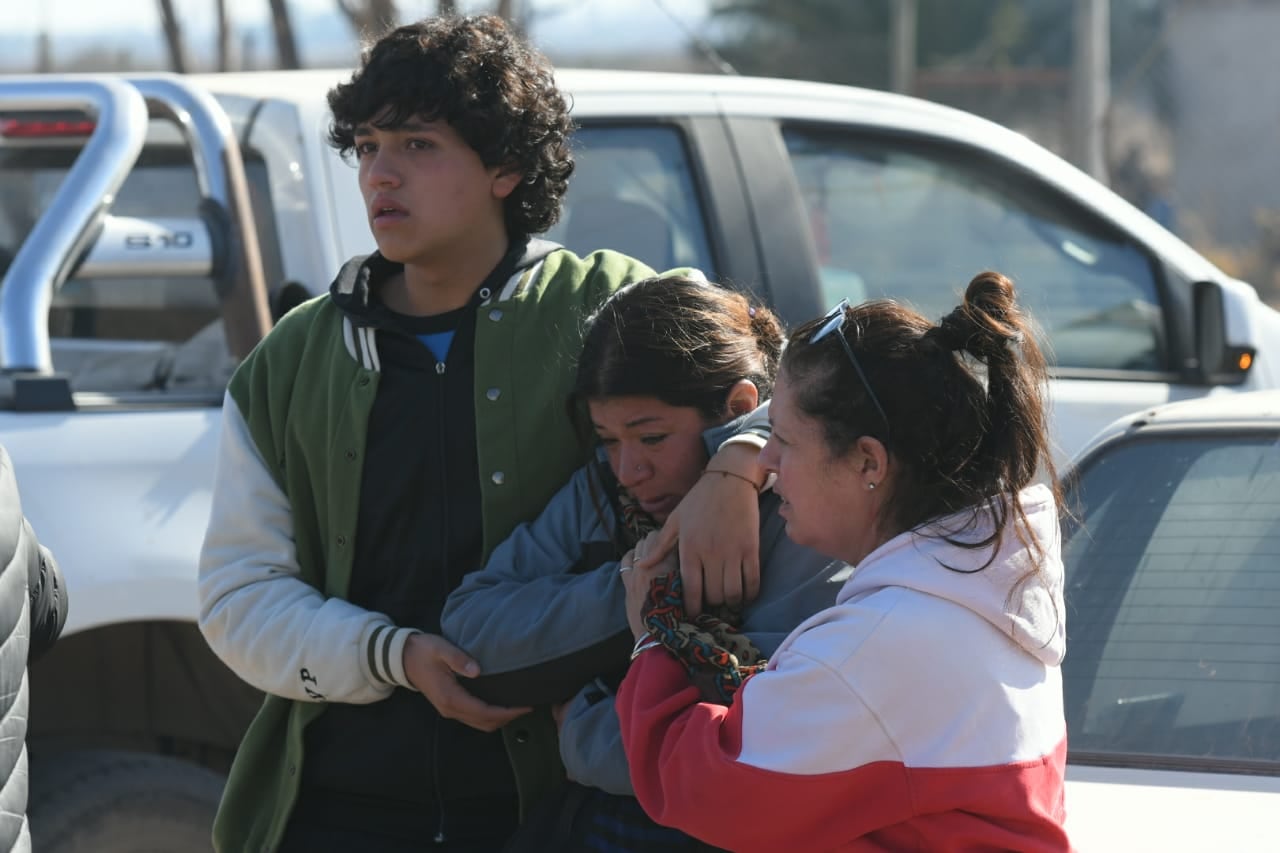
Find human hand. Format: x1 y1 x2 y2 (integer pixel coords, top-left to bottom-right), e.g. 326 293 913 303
634 567 767 705
620 538 671 641
402 633 531 732
635 445 762 616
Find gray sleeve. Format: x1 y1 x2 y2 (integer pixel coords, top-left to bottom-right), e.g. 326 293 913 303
558 680 634 796
441 466 631 707
741 513 851 658
701 401 771 457
708 401 772 456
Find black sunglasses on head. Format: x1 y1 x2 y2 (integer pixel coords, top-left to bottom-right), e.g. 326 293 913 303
808 298 892 444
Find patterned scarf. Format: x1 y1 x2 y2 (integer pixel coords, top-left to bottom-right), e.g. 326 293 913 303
618 484 768 705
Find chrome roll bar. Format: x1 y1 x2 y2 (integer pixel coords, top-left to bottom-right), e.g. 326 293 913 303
0 78 148 373
0 73 272 373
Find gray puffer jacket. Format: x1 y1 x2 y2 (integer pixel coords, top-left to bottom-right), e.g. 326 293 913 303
0 446 67 853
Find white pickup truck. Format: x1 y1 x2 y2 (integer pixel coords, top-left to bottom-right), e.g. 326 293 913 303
2 70 1278 850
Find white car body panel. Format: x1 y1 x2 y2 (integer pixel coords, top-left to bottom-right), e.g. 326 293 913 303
1047 379 1187 464
1066 765 1280 852
0 407 218 630
1074 388 1280 456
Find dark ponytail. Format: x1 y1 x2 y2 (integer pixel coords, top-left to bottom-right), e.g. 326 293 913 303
926 271 1052 502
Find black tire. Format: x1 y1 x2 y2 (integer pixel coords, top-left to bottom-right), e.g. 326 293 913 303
29 749 224 853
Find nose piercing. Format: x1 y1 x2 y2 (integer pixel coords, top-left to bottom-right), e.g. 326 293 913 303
636 463 644 472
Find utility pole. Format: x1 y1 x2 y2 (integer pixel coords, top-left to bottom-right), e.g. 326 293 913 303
157 0 191 73
36 31 53 73
1071 0 1110 182
497 0 523 27
36 2 53 73
336 0 400 39
268 0 302 69
215 0 232 72
890 0 918 96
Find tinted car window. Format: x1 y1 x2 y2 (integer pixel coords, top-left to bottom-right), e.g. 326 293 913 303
1062 433 1280 768
547 125 714 276
782 127 1167 373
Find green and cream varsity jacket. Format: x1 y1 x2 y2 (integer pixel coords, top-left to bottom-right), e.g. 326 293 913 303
197 244 657 852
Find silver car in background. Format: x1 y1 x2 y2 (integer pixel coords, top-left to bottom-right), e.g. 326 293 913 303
1061 390 1280 850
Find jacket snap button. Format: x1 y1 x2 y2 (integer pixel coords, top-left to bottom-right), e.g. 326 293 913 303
336 535 346 546
488 308 503 322
359 376 370 387
346 449 357 461
491 471 505 486
515 729 529 744
486 387 501 401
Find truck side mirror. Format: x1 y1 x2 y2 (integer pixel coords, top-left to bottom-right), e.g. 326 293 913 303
1193 279 1256 386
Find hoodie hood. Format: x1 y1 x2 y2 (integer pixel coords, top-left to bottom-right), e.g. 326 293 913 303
328 237 562 323
836 483 1065 665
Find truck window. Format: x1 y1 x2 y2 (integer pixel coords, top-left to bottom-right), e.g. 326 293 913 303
0 141 283 394
547 125 714 276
1062 432 1280 768
781 126 1168 373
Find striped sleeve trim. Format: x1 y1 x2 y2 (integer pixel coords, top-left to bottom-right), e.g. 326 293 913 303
362 623 422 690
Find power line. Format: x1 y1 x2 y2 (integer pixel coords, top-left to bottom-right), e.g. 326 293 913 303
647 0 738 75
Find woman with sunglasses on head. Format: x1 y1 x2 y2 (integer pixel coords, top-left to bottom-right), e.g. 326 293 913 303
441 274 850 852
618 271 1072 852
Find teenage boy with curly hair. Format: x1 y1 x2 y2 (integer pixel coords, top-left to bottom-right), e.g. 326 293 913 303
198 14 765 853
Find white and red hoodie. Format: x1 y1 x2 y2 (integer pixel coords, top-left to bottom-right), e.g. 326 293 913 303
618 484 1070 852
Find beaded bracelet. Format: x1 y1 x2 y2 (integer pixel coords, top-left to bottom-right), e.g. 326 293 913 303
703 467 764 493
